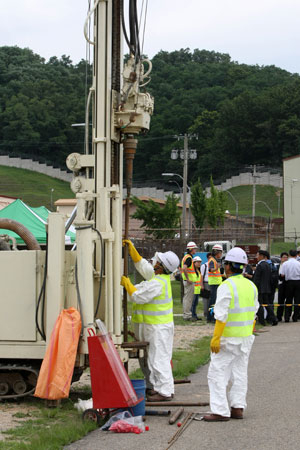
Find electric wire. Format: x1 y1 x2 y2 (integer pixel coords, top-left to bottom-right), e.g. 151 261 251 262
121 0 131 49
35 232 48 341
141 0 148 56
84 0 100 45
74 224 94 333
75 258 84 334
92 227 104 318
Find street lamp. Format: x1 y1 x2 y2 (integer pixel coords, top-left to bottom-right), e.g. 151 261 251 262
226 190 239 228
163 134 197 241
256 200 272 252
162 172 191 238
168 179 182 197
50 188 54 211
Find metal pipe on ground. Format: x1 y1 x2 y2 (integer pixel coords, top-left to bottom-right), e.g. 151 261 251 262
169 407 184 424
145 410 170 416
145 401 209 407
174 379 191 385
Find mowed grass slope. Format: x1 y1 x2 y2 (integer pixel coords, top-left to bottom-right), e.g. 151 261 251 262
226 185 283 218
0 165 283 218
0 165 74 210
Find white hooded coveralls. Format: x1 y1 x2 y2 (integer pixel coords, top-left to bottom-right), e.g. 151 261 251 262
207 277 259 417
129 258 174 397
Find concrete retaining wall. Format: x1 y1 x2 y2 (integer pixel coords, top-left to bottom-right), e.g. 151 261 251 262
0 155 72 182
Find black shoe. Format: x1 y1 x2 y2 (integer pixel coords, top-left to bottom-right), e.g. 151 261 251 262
272 320 278 326
285 318 290 323
277 317 282 322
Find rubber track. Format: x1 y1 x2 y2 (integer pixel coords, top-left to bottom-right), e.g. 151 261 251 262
0 364 39 400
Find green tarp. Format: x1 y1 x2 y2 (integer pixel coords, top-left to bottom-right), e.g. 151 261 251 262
0 199 75 245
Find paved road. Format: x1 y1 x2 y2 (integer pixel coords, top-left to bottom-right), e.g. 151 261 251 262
66 323 300 450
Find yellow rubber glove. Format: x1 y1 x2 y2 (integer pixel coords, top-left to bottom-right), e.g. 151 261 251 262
253 319 256 333
121 276 137 296
210 320 226 353
123 239 142 263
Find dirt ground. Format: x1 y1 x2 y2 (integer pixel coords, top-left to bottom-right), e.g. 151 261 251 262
0 323 213 441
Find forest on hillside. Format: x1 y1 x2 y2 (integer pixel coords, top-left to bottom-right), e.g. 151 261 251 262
1 46 300 186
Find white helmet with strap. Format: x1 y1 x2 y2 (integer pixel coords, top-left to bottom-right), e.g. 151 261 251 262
225 247 248 265
193 256 202 262
157 251 180 273
186 241 198 249
212 244 223 251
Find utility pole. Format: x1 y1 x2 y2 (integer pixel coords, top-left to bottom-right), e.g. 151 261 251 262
182 134 188 240
251 164 257 234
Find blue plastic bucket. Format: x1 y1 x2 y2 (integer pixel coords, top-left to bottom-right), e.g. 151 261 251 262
130 379 145 416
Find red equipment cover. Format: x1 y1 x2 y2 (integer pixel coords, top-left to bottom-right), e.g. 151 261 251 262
88 332 141 409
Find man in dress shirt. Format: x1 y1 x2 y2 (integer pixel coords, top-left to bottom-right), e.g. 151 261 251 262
280 249 300 322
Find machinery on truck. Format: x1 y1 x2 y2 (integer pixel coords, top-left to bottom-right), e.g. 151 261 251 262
0 0 153 399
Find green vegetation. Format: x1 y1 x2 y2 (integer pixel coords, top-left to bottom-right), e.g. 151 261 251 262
1 46 300 187
131 193 181 238
130 336 211 380
0 395 97 449
0 165 74 209
226 185 283 218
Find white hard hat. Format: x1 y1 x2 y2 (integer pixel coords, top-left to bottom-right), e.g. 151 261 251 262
212 244 223 251
187 241 198 249
225 247 248 265
193 256 202 262
157 251 180 273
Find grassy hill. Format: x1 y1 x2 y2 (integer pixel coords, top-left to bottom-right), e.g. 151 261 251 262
0 165 283 219
0 166 74 210
226 185 283 219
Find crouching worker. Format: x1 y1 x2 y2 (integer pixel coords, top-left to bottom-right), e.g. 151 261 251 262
121 240 180 402
203 247 259 422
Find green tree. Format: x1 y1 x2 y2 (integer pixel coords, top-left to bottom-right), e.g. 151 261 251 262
205 177 227 228
190 178 206 230
131 193 181 239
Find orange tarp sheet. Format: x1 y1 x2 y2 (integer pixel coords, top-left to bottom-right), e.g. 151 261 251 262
34 307 81 400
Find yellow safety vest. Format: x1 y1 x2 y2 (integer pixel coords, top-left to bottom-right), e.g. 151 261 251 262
194 271 202 295
208 256 222 286
222 275 257 338
132 274 173 325
180 253 195 281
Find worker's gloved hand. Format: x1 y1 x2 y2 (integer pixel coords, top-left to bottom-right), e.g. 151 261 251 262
210 320 226 353
123 239 142 263
120 275 137 296
252 319 256 333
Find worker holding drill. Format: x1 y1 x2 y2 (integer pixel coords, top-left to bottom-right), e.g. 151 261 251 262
121 239 180 402
203 247 259 421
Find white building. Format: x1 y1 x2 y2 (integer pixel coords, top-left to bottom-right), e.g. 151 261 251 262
283 155 300 239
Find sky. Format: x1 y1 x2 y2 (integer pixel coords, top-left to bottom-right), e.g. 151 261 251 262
2 0 300 73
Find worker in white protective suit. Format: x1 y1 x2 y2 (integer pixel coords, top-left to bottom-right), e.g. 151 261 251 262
203 247 259 422
121 239 180 402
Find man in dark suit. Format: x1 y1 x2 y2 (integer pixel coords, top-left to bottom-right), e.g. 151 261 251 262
253 250 278 326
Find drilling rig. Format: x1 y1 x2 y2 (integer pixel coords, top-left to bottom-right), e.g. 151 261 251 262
0 0 153 399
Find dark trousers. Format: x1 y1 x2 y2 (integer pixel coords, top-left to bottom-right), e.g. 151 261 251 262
284 280 300 322
208 284 218 322
257 293 278 325
191 294 199 318
277 283 286 320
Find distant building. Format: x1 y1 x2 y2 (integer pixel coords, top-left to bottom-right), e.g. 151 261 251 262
0 195 17 211
283 155 300 240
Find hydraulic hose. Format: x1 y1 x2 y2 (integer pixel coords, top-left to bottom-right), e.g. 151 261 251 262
0 218 41 250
